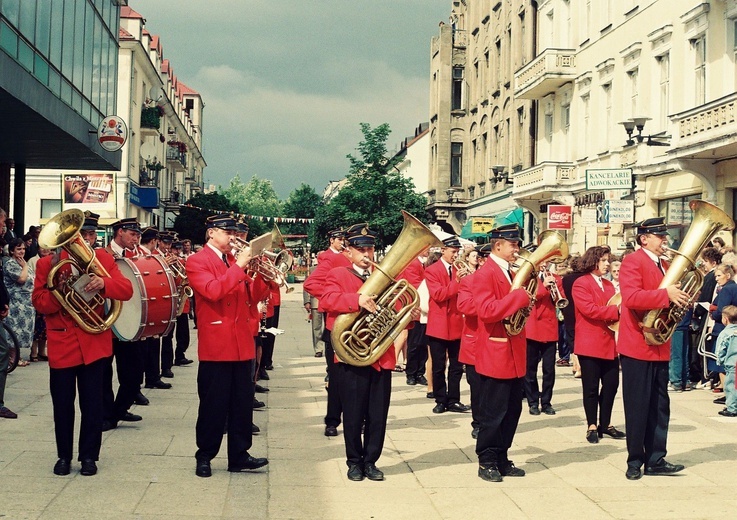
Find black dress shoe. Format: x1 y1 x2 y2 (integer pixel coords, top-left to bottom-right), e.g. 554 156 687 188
161 369 174 378
432 403 446 414
347 464 364 481
598 425 626 439
406 376 417 386
426 392 434 399
541 405 556 415
625 466 642 480
101 420 118 431
253 399 266 409
644 460 685 476
499 461 525 477
134 392 150 406
80 459 97 476
416 375 428 385
53 458 71 476
586 429 599 444
252 423 260 434
446 402 471 413
714 396 727 405
175 358 194 366
254 383 270 393
119 412 142 422
719 409 737 417
314 351 323 358
145 380 172 389
196 459 212 478
478 464 502 482
324 425 338 437
529 405 541 416
228 454 268 472
258 371 270 381
364 463 385 481
264 364 274 371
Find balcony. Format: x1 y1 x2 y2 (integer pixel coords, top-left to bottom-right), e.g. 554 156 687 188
129 181 159 209
166 145 187 171
670 92 737 158
514 48 577 100
512 161 578 201
184 168 197 184
140 106 161 137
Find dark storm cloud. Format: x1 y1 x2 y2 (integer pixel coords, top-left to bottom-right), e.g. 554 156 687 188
128 0 449 197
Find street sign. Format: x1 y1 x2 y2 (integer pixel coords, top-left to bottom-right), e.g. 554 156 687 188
586 168 633 190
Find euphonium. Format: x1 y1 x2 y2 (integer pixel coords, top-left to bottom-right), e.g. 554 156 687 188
504 230 569 335
639 200 735 345
331 211 443 367
38 209 122 335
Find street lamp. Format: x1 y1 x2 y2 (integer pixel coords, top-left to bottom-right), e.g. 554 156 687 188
619 117 671 147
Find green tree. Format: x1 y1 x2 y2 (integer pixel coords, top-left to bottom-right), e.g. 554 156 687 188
281 183 322 236
219 175 283 236
312 123 430 250
173 191 239 245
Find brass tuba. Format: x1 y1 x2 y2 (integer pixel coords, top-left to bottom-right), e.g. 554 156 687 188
504 230 569 335
331 211 443 366
38 209 122 335
639 200 735 345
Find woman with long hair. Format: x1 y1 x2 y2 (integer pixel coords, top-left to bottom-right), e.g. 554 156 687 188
3 238 36 365
707 263 737 393
571 245 624 443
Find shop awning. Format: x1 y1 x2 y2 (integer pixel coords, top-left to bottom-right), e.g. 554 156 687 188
460 208 524 239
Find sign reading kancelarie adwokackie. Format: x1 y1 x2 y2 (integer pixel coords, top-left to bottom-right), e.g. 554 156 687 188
585 168 633 190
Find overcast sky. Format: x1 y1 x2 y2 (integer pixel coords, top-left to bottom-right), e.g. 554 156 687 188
128 1 449 198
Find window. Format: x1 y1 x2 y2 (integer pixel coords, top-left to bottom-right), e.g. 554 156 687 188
468 186 475 199
581 94 590 155
544 112 553 141
452 67 464 110
627 68 638 117
602 83 612 150
450 143 463 187
657 54 670 130
561 103 570 134
41 199 62 219
692 36 706 105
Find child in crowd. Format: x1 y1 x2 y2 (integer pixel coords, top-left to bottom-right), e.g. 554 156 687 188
716 305 737 417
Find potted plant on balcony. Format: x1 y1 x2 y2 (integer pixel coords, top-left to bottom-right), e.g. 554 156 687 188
141 100 163 130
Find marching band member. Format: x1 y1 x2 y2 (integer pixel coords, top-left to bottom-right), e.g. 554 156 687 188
400 246 428 386
304 229 351 437
186 214 269 478
102 218 145 430
321 223 417 481
33 211 133 476
456 256 483 440
157 231 181 377
523 262 565 416
425 236 470 414
466 224 530 482
618 217 689 480
571 245 624 443
170 240 193 367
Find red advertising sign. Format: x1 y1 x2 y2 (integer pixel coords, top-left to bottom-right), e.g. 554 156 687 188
547 205 572 230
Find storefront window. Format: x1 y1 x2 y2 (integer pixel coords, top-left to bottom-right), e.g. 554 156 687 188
658 194 699 250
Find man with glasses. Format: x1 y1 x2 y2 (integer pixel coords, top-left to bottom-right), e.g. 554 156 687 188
185 214 269 478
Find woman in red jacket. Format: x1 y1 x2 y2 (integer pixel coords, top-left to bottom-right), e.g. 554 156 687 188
571 245 624 444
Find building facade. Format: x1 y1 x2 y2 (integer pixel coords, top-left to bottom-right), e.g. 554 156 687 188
20 5 205 230
0 0 125 232
427 0 537 241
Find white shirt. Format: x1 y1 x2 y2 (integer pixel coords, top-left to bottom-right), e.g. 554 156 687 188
490 253 513 284
591 273 605 291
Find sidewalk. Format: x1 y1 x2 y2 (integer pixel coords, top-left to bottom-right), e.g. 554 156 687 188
1 284 736 519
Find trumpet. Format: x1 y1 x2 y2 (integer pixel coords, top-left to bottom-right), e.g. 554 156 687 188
542 268 568 309
453 259 473 281
230 237 295 293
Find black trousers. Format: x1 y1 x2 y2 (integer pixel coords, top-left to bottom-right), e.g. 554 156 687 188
195 360 254 464
174 314 191 361
110 338 144 420
405 322 428 378
523 339 557 408
143 337 162 386
620 355 670 470
336 363 391 466
428 336 463 405
161 326 174 372
578 355 620 429
261 305 280 369
323 330 342 428
466 363 480 430
475 375 522 466
50 358 105 461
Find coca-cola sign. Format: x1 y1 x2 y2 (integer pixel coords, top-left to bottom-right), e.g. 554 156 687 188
548 205 572 230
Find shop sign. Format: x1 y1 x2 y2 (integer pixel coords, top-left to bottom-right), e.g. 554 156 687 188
586 168 633 190
608 200 635 223
97 115 128 152
666 200 693 225
575 191 605 206
471 217 495 234
548 205 572 230
580 208 597 227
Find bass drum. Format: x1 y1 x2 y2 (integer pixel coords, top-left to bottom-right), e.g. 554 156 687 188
113 255 177 341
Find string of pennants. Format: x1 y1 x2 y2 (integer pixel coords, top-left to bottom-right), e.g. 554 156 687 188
177 203 314 224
